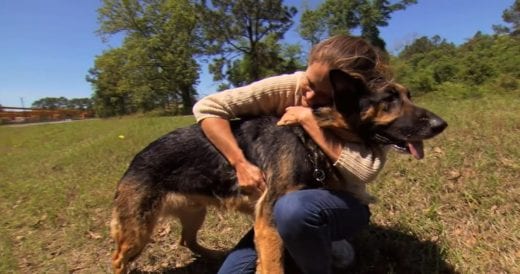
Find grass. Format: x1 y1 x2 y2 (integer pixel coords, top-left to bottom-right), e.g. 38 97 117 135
0 92 519 273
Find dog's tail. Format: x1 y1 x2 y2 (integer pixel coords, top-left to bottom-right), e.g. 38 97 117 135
110 176 163 274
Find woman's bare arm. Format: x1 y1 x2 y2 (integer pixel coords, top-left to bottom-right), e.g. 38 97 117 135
200 117 266 194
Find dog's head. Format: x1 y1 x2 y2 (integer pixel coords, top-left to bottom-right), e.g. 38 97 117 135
327 69 448 159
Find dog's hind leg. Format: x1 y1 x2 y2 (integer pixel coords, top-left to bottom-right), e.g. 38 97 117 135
175 206 227 258
254 193 284 274
110 181 162 274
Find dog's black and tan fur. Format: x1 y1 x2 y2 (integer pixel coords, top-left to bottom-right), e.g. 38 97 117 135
110 70 447 274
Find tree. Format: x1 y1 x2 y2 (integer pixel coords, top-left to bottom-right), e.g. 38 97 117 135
399 35 454 60
94 0 201 115
393 35 459 94
68 98 93 110
31 97 93 110
503 0 520 36
299 0 417 51
299 0 359 46
87 48 132 117
493 0 520 36
209 35 306 89
32 97 68 109
200 0 299 87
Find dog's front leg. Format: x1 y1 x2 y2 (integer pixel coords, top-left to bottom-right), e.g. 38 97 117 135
254 198 284 274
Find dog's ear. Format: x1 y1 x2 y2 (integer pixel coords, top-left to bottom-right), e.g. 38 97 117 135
329 69 369 116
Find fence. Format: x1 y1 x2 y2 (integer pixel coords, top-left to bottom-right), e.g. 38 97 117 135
0 106 94 124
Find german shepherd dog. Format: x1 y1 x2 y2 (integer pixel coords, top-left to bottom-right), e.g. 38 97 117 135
110 70 447 274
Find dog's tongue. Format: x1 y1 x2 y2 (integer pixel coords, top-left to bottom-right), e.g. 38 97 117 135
407 141 424 159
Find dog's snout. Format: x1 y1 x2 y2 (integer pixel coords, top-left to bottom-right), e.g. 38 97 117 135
429 116 448 134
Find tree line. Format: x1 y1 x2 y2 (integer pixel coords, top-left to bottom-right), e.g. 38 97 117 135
83 0 518 117
394 32 519 99
30 97 93 110
394 0 519 97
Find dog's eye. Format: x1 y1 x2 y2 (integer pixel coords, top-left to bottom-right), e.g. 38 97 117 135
383 95 395 102
381 94 400 111
383 93 400 103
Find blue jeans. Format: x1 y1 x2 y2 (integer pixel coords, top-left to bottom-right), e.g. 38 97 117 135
217 189 370 274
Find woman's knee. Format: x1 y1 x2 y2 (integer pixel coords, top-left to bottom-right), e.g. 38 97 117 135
273 189 370 240
273 190 328 239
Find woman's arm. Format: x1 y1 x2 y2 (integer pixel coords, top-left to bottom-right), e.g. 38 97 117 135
192 72 302 193
200 117 266 194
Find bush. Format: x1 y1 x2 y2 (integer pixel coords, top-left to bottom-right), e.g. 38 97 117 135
406 70 437 95
494 74 519 91
432 61 460 83
435 81 485 100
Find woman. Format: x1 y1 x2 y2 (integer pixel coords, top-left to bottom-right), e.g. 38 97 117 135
193 35 389 274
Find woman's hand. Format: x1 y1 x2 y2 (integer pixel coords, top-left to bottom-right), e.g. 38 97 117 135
277 106 314 126
200 117 266 196
234 160 266 196
278 106 343 162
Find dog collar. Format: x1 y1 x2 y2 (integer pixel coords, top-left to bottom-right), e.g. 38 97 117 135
308 151 326 184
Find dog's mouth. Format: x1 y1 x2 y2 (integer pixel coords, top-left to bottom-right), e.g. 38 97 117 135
372 133 425 160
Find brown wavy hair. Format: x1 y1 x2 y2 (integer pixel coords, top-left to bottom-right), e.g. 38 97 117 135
308 35 391 84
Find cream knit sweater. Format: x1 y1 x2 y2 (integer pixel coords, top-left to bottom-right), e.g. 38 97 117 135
193 71 386 204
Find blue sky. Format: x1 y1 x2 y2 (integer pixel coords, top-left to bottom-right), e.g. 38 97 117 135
0 0 514 107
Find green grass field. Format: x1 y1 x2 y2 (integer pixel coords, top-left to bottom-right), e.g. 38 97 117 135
1 92 519 273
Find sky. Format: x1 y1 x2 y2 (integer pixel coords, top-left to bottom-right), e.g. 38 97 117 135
0 0 514 107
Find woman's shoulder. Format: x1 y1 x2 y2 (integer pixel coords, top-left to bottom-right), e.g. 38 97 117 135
247 71 305 98
193 71 305 120
251 71 304 87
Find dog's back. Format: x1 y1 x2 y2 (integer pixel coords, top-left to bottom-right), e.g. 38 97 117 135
120 116 324 195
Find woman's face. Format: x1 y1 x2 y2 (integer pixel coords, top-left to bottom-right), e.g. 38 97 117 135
301 62 334 108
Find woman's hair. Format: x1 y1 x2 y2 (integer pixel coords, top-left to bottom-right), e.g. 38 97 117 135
308 35 391 83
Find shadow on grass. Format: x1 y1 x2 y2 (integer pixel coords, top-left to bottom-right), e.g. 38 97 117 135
131 224 457 274
347 224 458 274
129 256 223 274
